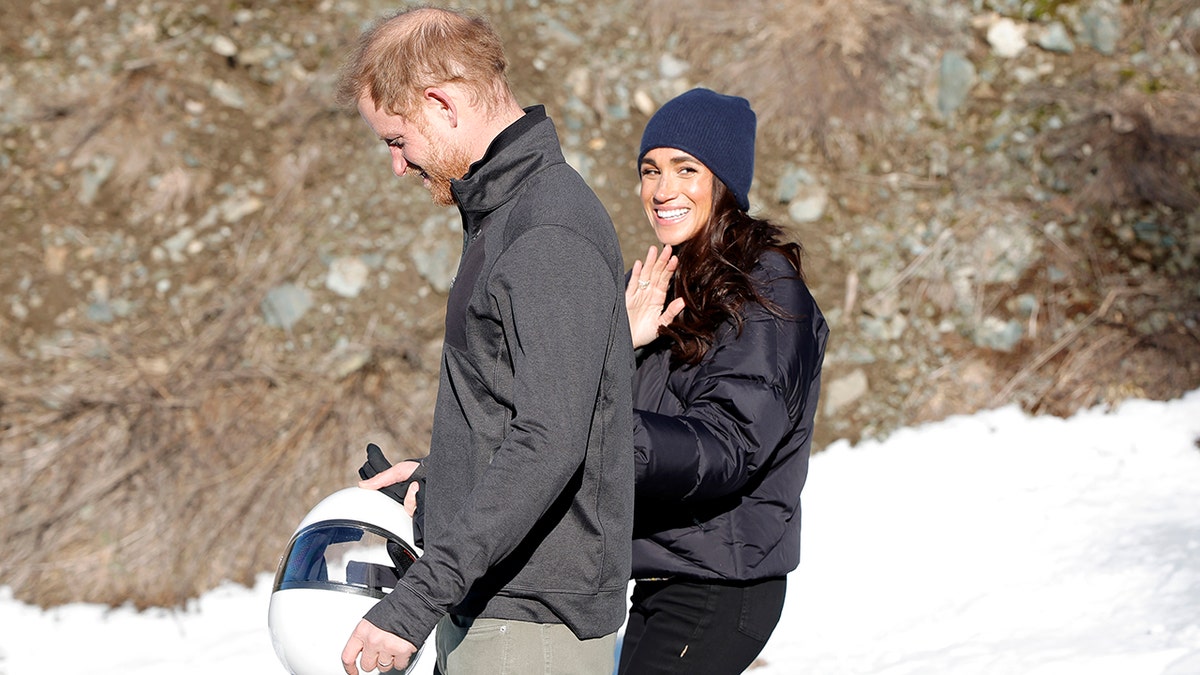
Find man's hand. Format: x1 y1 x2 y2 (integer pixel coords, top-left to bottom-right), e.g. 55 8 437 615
341 619 419 674
358 443 423 518
360 458 422 519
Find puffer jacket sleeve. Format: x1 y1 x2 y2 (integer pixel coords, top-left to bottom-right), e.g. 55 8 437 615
633 273 818 502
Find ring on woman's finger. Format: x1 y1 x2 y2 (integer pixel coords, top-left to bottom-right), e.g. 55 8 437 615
637 279 651 290
379 659 393 669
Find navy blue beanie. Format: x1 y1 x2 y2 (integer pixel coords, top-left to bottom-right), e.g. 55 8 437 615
638 88 757 211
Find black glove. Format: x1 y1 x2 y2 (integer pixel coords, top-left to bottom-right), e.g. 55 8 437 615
358 443 425 506
358 443 426 548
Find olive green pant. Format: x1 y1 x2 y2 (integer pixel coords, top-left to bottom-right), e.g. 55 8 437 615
434 614 616 675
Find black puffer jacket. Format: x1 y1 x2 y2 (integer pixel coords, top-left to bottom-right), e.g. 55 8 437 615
630 250 828 581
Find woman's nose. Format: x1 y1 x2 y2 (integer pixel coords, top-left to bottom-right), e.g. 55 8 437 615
654 178 676 202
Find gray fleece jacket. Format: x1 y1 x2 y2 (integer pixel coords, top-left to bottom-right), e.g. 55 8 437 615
364 106 635 646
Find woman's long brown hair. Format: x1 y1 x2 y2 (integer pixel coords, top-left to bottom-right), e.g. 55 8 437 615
659 178 806 365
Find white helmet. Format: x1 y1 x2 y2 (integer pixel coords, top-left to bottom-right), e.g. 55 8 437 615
269 487 424 675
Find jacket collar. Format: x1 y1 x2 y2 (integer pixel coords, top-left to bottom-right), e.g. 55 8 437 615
450 105 561 226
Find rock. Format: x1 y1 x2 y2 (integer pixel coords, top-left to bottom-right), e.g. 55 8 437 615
776 166 816 204
937 51 976 117
927 141 950 178
776 165 829 223
787 184 829 224
109 298 134 318
987 18 1028 58
220 195 263 223
410 214 462 293
973 316 1023 352
633 89 656 117
262 283 312 330
563 147 595 183
77 155 116 206
539 17 582 47
211 35 238 58
1035 22 1075 54
209 80 246 109
411 237 459 294
1081 5 1121 55
161 227 195 262
978 222 1039 285
1007 294 1039 319
320 344 373 380
326 256 369 298
86 301 115 324
824 369 869 417
658 54 690 79
859 313 909 342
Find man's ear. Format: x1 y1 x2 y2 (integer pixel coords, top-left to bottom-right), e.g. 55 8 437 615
423 87 458 128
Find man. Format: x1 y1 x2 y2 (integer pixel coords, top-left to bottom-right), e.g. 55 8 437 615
334 8 634 675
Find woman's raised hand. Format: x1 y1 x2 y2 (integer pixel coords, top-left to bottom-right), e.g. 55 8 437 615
626 245 686 349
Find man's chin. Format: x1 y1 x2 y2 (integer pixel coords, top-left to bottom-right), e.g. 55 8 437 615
426 181 456 206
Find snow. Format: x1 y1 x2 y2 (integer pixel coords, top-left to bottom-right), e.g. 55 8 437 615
2 391 1199 675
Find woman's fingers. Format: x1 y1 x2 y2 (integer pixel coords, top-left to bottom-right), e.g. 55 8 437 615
661 297 686 326
626 244 685 348
625 259 644 299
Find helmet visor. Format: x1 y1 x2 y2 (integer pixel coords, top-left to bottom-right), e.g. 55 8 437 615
275 520 418 599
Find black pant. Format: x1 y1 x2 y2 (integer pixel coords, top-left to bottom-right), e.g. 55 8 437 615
618 576 787 675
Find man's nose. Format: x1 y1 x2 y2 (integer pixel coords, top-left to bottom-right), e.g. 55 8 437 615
390 148 408 177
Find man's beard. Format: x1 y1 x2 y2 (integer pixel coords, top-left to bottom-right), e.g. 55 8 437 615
418 136 473 207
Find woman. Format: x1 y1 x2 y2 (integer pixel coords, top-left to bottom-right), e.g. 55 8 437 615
619 88 829 675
